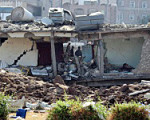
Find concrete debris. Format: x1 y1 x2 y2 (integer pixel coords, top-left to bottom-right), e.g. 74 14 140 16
140 80 150 86
26 101 50 111
9 96 25 111
2 65 53 77
5 68 22 74
30 66 52 76
0 71 150 105
53 75 66 85
0 21 74 32
41 17 54 26
144 93 150 100
69 73 79 79
69 64 77 72
129 89 150 96
0 7 149 33
91 69 101 77
0 69 6 73
26 102 40 110
57 57 101 80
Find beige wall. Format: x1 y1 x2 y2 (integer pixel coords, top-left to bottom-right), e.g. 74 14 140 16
0 38 38 66
104 37 144 68
117 0 150 24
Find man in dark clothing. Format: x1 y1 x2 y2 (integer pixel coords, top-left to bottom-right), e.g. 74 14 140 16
70 46 74 57
75 46 82 75
64 43 71 62
66 43 71 55
75 46 82 57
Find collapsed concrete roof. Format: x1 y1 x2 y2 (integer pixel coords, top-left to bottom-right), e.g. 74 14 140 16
0 21 76 33
0 21 77 38
0 21 150 39
0 21 150 33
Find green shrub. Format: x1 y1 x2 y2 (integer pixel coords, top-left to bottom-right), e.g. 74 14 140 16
106 102 150 120
47 99 107 120
47 99 77 120
0 93 10 120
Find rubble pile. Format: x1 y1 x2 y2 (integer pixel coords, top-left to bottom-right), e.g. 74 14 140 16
0 21 75 33
0 71 149 105
0 71 99 104
99 83 150 105
0 20 150 33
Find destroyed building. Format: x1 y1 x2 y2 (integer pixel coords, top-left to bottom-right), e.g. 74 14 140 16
0 7 150 86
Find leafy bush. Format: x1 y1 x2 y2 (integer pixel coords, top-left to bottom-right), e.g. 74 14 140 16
106 102 150 120
0 93 10 120
47 99 107 120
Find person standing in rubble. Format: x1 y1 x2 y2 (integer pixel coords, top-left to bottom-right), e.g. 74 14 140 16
65 43 71 62
75 46 82 75
70 46 74 57
75 46 82 57
66 43 71 56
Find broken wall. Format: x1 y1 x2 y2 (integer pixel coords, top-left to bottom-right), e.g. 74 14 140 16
0 38 38 66
104 37 144 68
82 45 93 63
134 35 150 74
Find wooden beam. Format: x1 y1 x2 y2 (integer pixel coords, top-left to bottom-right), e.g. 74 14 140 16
50 32 57 76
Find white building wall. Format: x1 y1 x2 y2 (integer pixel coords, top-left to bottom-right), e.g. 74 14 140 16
116 0 150 24
104 37 144 68
0 38 38 66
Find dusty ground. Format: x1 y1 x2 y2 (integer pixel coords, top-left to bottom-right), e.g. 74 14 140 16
9 111 48 120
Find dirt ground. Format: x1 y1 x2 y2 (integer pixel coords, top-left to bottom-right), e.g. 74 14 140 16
9 111 48 120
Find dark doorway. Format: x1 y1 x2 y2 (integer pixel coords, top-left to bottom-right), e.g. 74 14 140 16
55 43 64 62
37 42 64 66
37 42 51 66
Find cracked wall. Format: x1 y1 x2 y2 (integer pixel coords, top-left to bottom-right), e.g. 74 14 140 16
0 38 38 66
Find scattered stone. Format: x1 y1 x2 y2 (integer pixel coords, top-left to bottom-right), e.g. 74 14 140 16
144 93 150 100
120 84 129 92
0 71 149 105
129 89 150 96
53 75 65 85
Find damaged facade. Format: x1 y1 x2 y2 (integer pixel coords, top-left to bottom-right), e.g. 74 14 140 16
0 21 77 77
1 5 150 85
